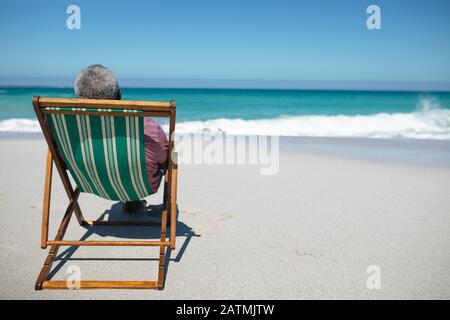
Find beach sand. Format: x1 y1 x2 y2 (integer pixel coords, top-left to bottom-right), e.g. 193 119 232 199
0 136 449 299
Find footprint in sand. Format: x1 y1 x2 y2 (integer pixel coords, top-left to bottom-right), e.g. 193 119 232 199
181 209 197 216
218 213 233 222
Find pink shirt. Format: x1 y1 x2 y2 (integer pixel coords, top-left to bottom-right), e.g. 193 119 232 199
143 118 169 193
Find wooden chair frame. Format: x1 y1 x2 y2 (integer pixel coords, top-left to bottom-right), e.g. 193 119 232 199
32 97 178 290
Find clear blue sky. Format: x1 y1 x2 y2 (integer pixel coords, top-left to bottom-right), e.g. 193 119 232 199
0 0 449 90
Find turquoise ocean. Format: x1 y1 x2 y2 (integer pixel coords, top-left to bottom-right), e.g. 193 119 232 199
1 87 450 140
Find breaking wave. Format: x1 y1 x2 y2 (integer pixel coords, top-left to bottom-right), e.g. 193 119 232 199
171 100 450 140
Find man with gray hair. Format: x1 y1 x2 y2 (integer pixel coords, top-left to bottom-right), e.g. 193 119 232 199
75 64 122 100
74 64 169 213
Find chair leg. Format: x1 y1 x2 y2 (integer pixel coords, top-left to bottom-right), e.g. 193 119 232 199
157 207 168 290
156 172 171 289
41 150 53 249
35 189 80 290
170 161 178 250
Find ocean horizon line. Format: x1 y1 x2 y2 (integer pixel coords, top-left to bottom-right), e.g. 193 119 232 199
1 85 450 94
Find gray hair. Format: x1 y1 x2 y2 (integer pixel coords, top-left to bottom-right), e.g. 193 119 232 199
74 64 121 100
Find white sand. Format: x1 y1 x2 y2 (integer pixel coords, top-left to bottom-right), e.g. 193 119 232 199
0 137 449 299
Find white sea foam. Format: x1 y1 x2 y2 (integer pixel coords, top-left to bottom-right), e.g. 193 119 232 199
168 102 450 140
0 118 41 133
1 99 450 139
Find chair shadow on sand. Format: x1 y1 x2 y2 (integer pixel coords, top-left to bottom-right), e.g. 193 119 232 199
47 202 200 285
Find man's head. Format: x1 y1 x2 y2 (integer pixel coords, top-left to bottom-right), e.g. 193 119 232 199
74 64 121 100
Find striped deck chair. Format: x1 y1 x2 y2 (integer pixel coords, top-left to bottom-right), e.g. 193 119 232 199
32 97 178 290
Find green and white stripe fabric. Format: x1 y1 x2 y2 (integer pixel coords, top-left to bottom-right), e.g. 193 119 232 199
47 112 154 201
